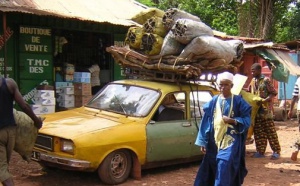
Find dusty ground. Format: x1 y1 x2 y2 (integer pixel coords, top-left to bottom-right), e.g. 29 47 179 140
6 119 300 186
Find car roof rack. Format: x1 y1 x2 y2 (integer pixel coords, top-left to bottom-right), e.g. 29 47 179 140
106 46 235 87
123 67 218 85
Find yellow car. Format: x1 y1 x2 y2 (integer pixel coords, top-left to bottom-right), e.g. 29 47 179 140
32 79 219 185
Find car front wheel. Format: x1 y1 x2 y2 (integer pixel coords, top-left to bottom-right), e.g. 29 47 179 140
98 150 132 185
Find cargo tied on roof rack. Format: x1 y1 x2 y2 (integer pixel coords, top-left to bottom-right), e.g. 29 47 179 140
106 46 243 79
123 67 218 85
107 8 245 81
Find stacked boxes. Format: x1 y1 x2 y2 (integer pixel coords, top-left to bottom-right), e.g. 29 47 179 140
73 72 91 83
55 72 92 108
56 82 75 108
73 72 92 107
74 83 92 107
31 89 56 115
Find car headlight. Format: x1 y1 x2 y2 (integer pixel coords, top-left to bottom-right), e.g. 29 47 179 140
60 139 74 154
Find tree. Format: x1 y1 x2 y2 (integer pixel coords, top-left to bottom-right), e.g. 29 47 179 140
156 0 239 36
135 0 299 42
230 0 297 40
274 1 300 42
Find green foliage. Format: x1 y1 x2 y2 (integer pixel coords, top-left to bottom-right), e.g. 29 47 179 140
136 0 157 7
275 2 300 42
157 0 239 35
136 0 299 42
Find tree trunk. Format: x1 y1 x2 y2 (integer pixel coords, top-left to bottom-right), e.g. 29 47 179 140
260 0 274 39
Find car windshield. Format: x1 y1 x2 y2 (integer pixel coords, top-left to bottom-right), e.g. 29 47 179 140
86 83 160 117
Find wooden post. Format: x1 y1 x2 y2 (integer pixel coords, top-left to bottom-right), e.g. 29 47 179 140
2 12 7 77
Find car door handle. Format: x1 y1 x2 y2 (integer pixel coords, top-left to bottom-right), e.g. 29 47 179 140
182 122 191 127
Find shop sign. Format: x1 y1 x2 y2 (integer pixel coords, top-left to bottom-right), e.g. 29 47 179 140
0 27 14 50
19 53 52 79
19 26 52 53
19 26 53 80
0 26 15 78
0 58 13 78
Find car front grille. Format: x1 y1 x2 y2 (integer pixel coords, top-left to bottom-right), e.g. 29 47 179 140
35 134 53 151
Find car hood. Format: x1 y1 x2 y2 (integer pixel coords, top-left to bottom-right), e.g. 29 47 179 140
39 108 137 139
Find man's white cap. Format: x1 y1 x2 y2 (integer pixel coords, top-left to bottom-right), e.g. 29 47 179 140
217 71 234 83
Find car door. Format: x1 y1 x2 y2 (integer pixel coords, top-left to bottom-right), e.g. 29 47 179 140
145 92 197 162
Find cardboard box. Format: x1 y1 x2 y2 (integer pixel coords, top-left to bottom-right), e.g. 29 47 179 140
32 97 56 106
74 83 92 95
75 95 92 107
31 105 55 115
55 82 73 88
34 90 55 98
56 87 63 94
74 72 91 78
60 87 74 95
57 94 75 101
56 86 74 94
58 100 75 108
73 77 91 83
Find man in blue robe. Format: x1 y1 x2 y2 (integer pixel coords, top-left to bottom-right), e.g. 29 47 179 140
194 72 251 186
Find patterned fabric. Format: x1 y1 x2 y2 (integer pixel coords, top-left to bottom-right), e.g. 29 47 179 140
253 117 281 154
292 79 299 97
194 95 251 186
292 77 300 110
250 75 277 119
249 74 281 156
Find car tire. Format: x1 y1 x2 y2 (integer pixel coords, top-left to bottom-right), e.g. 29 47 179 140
98 150 132 185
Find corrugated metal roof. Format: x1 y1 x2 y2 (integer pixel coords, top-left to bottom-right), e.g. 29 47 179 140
0 0 146 26
280 39 300 50
244 42 291 51
213 31 264 43
244 42 274 49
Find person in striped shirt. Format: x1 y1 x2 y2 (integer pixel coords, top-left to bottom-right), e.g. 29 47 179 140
288 77 300 161
288 77 300 125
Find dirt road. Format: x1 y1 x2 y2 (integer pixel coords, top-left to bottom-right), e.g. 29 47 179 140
8 119 300 186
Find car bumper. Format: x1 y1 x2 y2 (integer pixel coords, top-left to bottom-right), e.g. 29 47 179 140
32 151 91 170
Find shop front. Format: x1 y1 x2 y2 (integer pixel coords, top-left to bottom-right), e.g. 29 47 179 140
0 11 136 113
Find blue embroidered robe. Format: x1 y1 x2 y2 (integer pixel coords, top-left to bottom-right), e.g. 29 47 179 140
194 95 251 186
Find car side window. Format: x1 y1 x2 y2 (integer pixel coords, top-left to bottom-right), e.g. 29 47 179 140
153 92 186 121
190 91 213 118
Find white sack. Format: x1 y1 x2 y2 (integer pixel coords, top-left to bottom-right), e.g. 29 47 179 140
162 8 201 30
170 19 213 45
178 36 240 64
160 31 185 56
